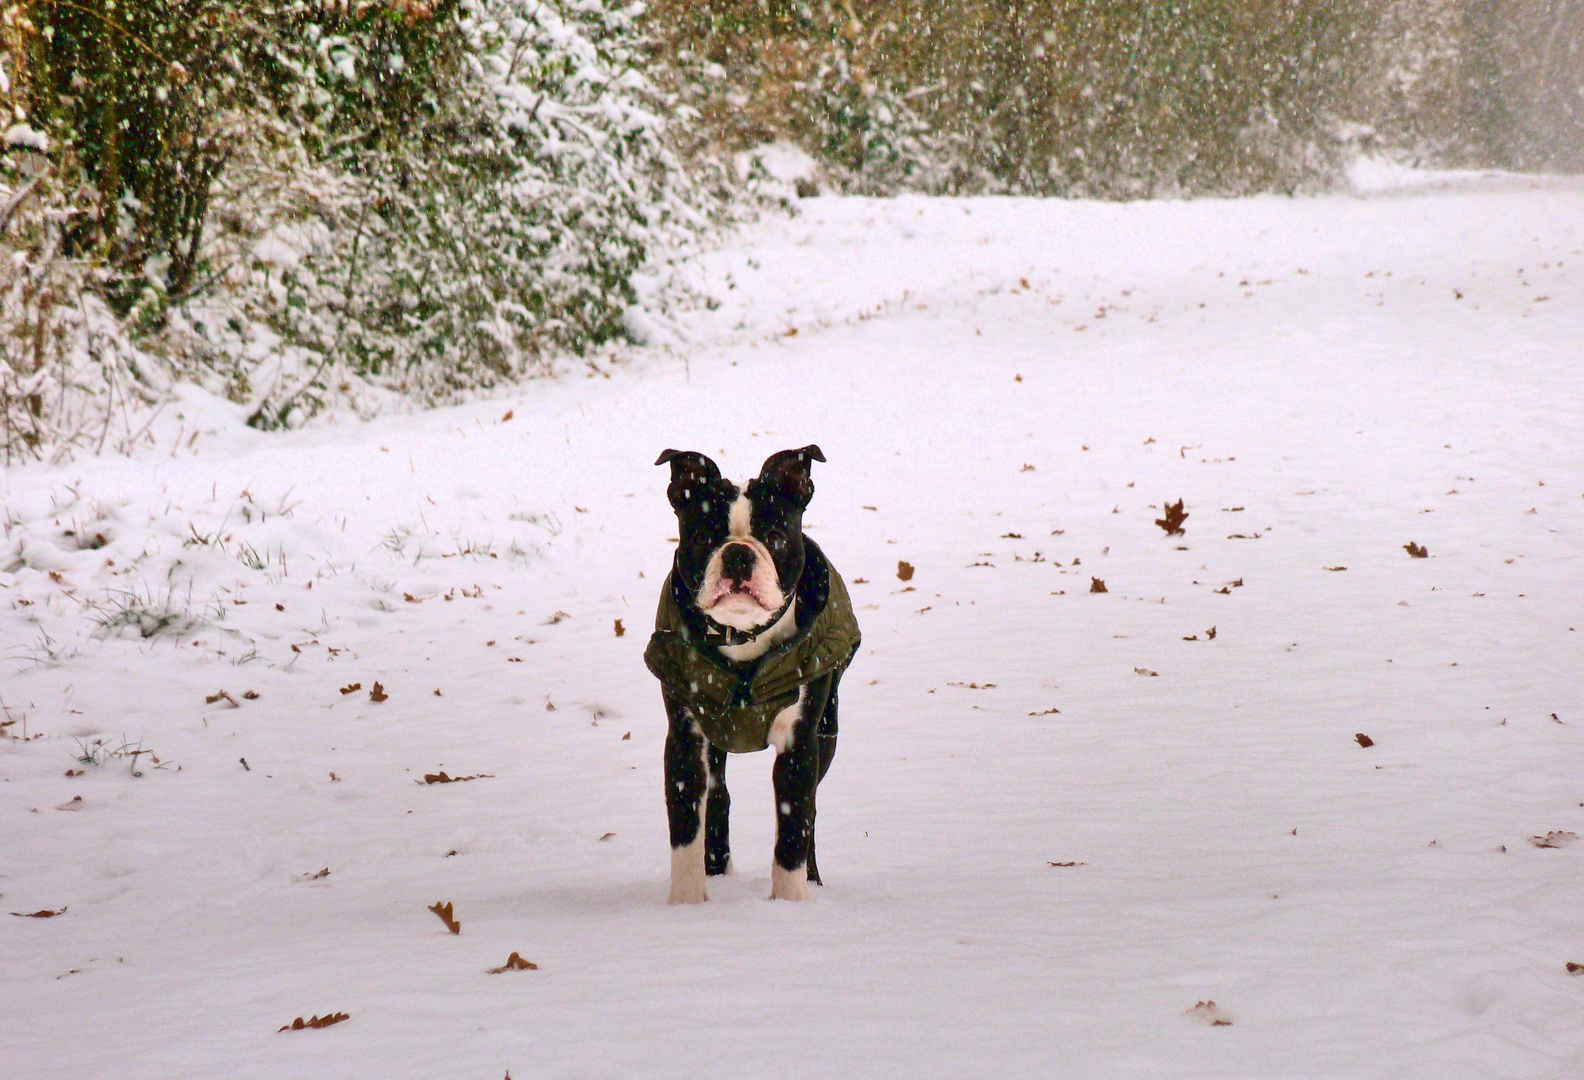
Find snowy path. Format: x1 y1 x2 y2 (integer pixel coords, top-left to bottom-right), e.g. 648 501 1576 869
4 177 1583 1079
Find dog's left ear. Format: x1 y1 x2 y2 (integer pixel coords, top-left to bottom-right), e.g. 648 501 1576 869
753 445 825 508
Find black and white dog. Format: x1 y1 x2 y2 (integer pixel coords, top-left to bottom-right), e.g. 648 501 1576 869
644 446 861 903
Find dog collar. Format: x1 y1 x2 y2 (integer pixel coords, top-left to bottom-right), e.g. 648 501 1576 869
698 596 794 647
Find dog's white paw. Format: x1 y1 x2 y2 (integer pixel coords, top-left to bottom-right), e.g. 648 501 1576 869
668 840 708 904
769 863 809 901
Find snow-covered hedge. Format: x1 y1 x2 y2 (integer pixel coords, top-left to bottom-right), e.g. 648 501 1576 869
1 0 728 458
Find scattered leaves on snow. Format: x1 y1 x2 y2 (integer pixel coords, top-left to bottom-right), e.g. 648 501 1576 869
429 901 461 934
896 560 915 582
1184 1000 1233 1026
279 1013 349 1032
1355 733 1375 747
1404 541 1429 558
1528 831 1578 849
488 952 538 973
1155 499 1188 536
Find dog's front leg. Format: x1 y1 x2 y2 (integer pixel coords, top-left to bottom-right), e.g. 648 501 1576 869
663 691 710 904
768 676 835 901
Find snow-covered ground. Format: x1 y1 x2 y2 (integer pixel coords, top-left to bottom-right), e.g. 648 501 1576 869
4 172 1583 1079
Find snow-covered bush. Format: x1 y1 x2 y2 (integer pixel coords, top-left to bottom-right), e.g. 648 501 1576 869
2 0 728 456
238 0 716 427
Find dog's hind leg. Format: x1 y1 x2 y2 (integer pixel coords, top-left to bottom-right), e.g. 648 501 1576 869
806 676 840 886
663 693 710 904
705 743 732 876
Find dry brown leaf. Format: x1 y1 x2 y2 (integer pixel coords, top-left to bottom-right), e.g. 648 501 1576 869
1185 1000 1233 1026
1029 708 1061 716
1133 667 1158 677
242 690 259 700
613 619 625 638
1047 861 1086 867
947 682 996 689
429 901 461 934
598 832 616 842
1002 532 1023 539
369 682 388 703
339 683 362 695
501 409 514 422
64 769 84 777
896 560 915 582
303 867 331 880
1355 733 1375 747
1566 962 1583 974
10 907 67 918
1324 566 1347 572
488 952 538 974
1155 499 1188 536
55 795 84 811
279 1012 349 1032
1089 577 1108 593
204 690 239 707
1205 626 1217 640
1404 541 1429 558
1529 831 1578 849
421 771 493 785
621 731 631 740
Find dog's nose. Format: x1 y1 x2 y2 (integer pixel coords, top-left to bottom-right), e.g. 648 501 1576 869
721 543 756 583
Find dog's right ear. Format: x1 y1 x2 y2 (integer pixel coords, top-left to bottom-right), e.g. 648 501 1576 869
655 449 722 511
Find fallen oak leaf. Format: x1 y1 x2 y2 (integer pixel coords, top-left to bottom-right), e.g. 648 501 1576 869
1047 861 1086 867
488 952 539 974
11 907 67 917
429 901 461 934
302 867 331 880
1089 577 1108 593
339 683 362 695
242 690 259 700
369 682 388 703
1355 733 1374 747
204 690 239 707
614 619 625 637
1029 708 1061 716
279 1012 350 1032
896 560 915 582
1155 499 1188 536
1404 541 1429 558
1566 962 1583 974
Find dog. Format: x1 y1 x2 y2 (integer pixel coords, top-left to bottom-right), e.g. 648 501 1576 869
645 446 860 903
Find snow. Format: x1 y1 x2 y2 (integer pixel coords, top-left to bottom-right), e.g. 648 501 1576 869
4 174 1584 1078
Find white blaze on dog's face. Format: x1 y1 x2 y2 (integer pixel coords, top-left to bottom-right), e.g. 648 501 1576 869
656 446 826 636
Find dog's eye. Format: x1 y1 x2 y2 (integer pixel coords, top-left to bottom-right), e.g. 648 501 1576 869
766 529 788 548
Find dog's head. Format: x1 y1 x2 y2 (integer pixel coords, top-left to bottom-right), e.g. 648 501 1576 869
656 445 825 634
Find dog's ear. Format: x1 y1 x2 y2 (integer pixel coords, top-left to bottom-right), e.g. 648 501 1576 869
655 449 722 511
752 445 825 509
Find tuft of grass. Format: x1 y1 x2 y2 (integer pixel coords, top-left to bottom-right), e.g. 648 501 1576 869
73 735 168 777
84 583 219 640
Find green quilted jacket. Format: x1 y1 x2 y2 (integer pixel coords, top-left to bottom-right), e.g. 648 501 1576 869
644 541 860 753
